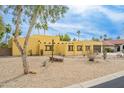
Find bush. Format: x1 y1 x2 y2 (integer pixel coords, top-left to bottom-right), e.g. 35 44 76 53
88 55 95 61
0 43 8 48
105 48 114 52
28 49 32 56
87 52 95 62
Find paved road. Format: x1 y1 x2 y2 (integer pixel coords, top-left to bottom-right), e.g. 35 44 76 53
91 76 124 88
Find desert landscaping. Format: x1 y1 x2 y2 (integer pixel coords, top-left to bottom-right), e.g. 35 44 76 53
0 54 124 88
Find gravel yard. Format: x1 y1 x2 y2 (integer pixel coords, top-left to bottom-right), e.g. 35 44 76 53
0 55 124 88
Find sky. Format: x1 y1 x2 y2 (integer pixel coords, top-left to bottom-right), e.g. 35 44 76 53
2 5 124 40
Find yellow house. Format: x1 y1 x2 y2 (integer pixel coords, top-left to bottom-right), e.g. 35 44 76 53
9 35 102 56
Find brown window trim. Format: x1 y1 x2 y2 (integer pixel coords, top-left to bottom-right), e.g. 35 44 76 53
45 45 53 51
68 45 74 51
86 46 90 51
77 45 82 51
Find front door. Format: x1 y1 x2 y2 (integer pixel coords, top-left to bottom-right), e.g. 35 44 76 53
117 46 120 52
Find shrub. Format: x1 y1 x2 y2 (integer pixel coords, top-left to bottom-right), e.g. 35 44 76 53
0 43 8 48
105 48 114 52
88 55 95 61
87 51 95 62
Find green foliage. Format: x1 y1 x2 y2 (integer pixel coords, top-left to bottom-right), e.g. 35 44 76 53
92 37 100 41
77 30 80 35
104 34 107 40
63 34 71 41
103 48 107 60
104 48 114 52
77 30 81 40
1 5 68 74
42 23 48 31
35 22 48 35
73 38 77 41
0 42 8 48
117 36 121 40
5 24 11 33
59 34 71 41
0 16 5 42
59 35 64 41
3 5 68 35
4 24 11 43
12 29 22 36
100 35 102 40
35 23 42 34
98 34 113 41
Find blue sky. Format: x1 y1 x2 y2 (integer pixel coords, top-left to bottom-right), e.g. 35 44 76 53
2 5 124 40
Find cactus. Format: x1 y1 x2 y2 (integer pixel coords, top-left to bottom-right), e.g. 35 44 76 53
103 49 107 60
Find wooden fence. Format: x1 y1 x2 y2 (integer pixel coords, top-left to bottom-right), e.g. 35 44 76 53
0 48 12 56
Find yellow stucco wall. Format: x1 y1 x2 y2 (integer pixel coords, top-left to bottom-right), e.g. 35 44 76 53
10 35 102 56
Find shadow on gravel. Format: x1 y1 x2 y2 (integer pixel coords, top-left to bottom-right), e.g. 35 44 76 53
0 74 24 87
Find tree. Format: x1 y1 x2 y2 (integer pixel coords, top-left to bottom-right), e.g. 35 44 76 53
92 37 95 41
63 34 71 41
59 34 64 41
13 28 22 36
100 35 103 41
5 24 11 43
0 16 5 43
77 30 81 41
103 34 107 40
73 38 77 41
35 23 42 34
107 37 112 40
92 37 99 41
2 5 68 74
117 36 121 40
59 34 71 41
42 23 48 35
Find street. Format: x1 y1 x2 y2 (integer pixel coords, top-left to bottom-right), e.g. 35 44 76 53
91 76 124 88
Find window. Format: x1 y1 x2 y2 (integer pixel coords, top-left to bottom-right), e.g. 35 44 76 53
45 45 53 51
123 45 124 49
93 45 101 53
68 45 74 51
77 45 82 51
86 46 90 51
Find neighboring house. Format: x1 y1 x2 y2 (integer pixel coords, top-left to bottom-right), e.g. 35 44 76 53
8 35 102 56
103 40 124 52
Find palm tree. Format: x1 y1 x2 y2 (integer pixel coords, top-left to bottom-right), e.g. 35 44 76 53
117 36 121 40
104 34 107 40
42 23 48 35
100 35 103 41
77 30 81 41
35 23 42 35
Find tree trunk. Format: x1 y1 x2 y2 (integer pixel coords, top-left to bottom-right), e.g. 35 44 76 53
44 29 45 35
13 6 29 74
38 30 40 35
22 8 38 74
21 53 29 74
14 38 29 74
14 6 38 74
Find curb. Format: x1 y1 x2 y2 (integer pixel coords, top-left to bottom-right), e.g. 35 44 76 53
65 70 124 88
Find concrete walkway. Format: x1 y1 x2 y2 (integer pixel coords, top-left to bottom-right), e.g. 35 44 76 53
65 71 124 88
